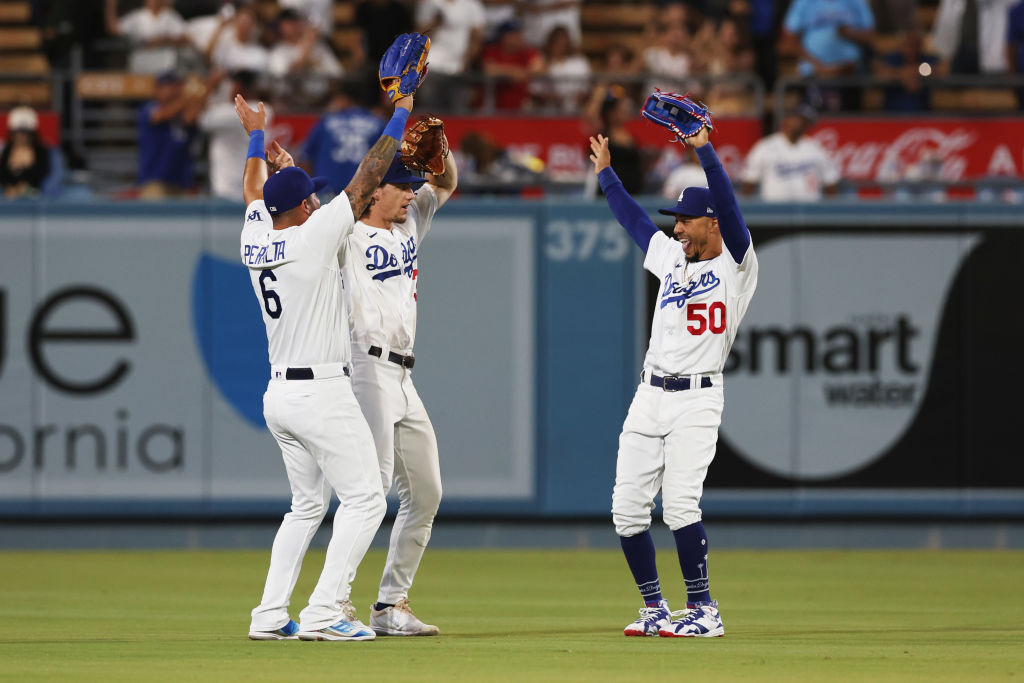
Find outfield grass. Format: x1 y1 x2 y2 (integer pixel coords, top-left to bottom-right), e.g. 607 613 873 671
0 547 1021 681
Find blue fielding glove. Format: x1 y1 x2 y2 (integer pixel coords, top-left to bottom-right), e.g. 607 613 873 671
640 89 713 143
379 32 430 103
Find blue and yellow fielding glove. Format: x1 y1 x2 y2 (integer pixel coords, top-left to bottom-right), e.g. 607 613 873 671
640 89 713 143
379 32 430 103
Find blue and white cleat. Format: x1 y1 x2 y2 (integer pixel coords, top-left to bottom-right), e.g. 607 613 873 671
658 600 725 638
297 618 376 642
248 619 299 640
623 600 673 637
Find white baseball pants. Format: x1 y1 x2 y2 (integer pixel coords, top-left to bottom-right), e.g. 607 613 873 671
250 374 387 633
612 377 724 537
351 349 442 605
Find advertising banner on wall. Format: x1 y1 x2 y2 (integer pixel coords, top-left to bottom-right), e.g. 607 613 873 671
708 224 1024 515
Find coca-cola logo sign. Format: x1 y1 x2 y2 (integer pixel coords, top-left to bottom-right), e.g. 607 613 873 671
807 118 1024 181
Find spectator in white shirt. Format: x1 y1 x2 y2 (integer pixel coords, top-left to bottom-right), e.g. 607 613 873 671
642 21 695 94
268 8 343 78
531 25 590 112
415 0 486 110
278 0 333 35
198 70 271 201
521 0 582 48
205 4 269 74
741 104 840 201
104 0 190 73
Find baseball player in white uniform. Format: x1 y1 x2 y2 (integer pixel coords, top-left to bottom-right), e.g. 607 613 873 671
589 123 758 638
236 72 419 641
341 149 457 636
741 103 839 201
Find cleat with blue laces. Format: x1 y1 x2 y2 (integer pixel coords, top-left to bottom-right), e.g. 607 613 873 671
658 600 724 638
248 619 299 641
623 599 673 637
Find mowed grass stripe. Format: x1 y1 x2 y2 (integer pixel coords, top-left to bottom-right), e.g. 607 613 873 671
0 549 1021 681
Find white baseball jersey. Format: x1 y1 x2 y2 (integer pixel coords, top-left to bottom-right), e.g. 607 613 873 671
342 184 438 354
741 132 839 201
240 193 356 367
642 231 758 376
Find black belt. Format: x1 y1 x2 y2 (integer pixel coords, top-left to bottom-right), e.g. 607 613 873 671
285 366 350 380
649 373 712 392
368 345 415 369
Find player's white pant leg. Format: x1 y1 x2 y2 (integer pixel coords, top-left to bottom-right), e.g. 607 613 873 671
350 354 402 491
250 386 333 632
612 384 667 537
261 376 386 632
661 385 724 530
377 374 441 604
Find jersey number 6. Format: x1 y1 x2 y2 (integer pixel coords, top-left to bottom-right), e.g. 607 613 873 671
687 302 725 335
259 269 282 319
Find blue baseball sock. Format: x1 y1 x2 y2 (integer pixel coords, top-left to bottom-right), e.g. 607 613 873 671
672 521 711 604
373 602 394 611
619 530 663 606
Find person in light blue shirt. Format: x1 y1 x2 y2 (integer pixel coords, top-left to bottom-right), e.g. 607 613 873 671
782 0 875 78
302 83 386 194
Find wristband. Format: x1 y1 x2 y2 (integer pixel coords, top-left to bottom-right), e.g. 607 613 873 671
382 107 410 142
247 130 265 160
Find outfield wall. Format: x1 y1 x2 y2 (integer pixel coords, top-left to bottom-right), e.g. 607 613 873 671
1 200 1022 519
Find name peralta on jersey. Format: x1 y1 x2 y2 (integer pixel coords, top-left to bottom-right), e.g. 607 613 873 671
643 230 758 376
342 184 438 353
239 193 357 367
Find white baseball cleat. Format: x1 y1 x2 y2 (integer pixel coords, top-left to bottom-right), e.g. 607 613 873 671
248 619 299 640
370 598 440 636
658 600 725 638
297 601 375 641
623 600 673 637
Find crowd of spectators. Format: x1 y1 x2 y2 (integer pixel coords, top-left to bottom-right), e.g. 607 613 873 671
4 0 1024 200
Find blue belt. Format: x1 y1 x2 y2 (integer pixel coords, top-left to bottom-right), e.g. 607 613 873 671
649 373 712 392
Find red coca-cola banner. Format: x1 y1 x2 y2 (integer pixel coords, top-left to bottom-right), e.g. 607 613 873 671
808 117 1024 182
270 114 1024 186
272 114 763 180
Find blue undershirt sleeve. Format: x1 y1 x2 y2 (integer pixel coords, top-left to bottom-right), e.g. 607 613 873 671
695 143 751 264
598 167 658 252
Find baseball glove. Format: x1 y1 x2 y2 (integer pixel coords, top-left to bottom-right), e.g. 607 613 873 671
640 89 713 142
400 116 448 175
379 32 430 103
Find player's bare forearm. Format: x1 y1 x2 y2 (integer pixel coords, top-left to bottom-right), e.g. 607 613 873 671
345 97 413 216
345 134 402 217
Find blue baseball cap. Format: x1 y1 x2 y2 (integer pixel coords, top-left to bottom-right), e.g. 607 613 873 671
263 166 329 214
381 156 427 187
659 186 716 218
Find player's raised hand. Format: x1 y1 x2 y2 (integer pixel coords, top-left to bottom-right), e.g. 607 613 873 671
234 94 267 134
683 125 710 149
266 140 294 174
589 134 611 174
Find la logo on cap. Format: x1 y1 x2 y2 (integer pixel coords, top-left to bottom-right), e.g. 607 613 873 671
706 207 713 214
677 189 686 201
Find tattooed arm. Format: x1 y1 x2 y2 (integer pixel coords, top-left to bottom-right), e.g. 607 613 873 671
343 96 413 217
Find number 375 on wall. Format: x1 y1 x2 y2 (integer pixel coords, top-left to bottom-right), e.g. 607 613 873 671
545 220 630 262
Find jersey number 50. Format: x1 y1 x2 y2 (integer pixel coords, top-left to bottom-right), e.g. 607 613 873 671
259 269 282 319
687 302 725 335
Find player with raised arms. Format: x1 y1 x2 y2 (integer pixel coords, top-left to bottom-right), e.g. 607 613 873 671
589 91 758 638
238 33 430 642
340 118 457 636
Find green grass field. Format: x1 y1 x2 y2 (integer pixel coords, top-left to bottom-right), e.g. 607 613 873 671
0 548 1021 681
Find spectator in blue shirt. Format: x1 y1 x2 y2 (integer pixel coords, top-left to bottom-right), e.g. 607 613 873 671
136 71 202 198
1008 1 1024 106
782 0 875 78
301 82 386 193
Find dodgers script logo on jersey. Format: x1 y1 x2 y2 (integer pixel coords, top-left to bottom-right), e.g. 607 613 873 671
365 233 418 283
661 267 721 309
